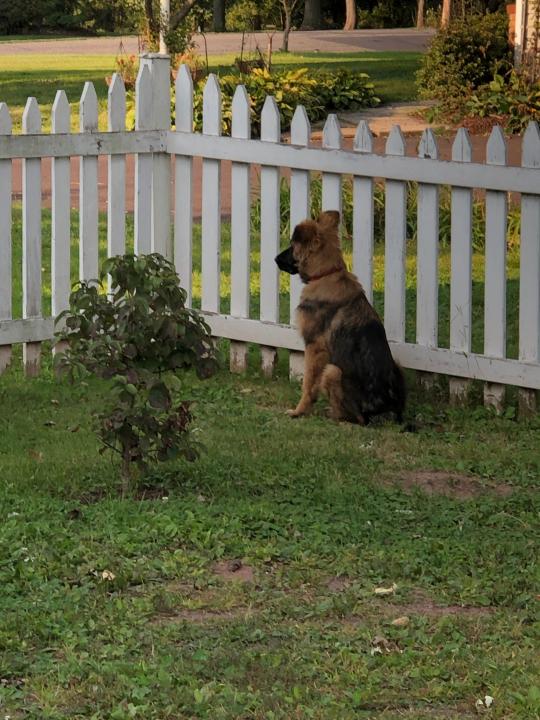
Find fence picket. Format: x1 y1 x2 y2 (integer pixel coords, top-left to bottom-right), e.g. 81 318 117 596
259 95 281 377
353 120 374 302
417 129 440 390
201 74 222 313
384 126 407 343
289 105 311 379
174 65 194 305
449 128 473 405
322 114 342 216
79 82 99 282
22 98 42 376
518 121 540 416
51 91 71 329
484 126 508 412
0 103 12 373
230 84 251 373
135 65 153 254
107 74 126 272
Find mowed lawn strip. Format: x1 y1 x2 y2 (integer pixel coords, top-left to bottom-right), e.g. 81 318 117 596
0 51 421 131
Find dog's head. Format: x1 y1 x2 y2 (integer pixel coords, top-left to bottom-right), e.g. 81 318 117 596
275 210 344 282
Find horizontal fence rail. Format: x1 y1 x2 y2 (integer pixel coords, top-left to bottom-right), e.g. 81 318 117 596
0 59 539 415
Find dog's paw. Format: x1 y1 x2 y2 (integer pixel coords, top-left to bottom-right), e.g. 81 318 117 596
286 408 303 418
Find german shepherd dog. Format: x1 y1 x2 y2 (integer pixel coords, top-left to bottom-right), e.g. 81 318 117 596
275 210 405 425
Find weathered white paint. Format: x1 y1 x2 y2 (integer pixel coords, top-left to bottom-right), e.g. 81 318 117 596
484 126 508 412
0 103 12 373
135 65 153 254
201 74 222 313
174 65 194 305
353 120 374 302
22 98 42 376
259 95 281 376
518 121 540 414
79 82 99 282
322 114 342 216
384 126 407 343
107 74 126 271
51 91 71 321
449 128 473 405
230 84 251 373
289 105 311 379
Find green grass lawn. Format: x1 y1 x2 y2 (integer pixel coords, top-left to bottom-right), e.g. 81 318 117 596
0 342 539 718
0 51 421 132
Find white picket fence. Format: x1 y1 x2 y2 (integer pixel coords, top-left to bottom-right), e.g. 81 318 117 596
1 55 540 413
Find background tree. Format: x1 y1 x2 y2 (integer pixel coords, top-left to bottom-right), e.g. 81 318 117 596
343 0 356 30
416 0 425 28
212 0 225 30
441 0 451 27
301 0 322 29
281 0 302 50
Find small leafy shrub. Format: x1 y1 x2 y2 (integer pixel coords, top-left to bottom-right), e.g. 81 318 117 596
55 254 219 487
417 13 511 115
465 69 540 133
111 52 139 89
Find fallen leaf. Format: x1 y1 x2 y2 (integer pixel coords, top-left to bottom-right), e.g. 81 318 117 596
484 696 493 708
391 615 409 627
51 399 60 406
68 425 80 433
374 582 397 596
101 570 115 581
28 450 43 462
44 420 56 427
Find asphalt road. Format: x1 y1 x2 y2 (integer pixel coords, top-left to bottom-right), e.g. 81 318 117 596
0 28 434 56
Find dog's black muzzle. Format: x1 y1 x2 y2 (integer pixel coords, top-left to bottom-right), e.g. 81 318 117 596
275 246 298 275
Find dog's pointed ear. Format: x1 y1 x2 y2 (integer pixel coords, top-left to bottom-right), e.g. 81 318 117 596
317 210 340 229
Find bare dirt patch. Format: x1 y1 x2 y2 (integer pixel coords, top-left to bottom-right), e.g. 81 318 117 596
393 470 513 500
381 590 493 619
326 576 351 592
150 606 253 626
213 559 255 583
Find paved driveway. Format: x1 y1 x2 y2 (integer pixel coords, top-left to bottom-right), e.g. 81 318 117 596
0 28 434 56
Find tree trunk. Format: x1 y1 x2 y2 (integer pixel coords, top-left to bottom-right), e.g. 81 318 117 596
301 0 322 29
343 0 356 31
282 7 292 50
416 0 425 29
441 0 451 28
213 0 225 31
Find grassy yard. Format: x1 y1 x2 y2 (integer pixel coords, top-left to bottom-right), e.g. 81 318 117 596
0 339 539 718
0 51 421 132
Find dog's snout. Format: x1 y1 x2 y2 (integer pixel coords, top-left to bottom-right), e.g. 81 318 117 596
275 246 299 275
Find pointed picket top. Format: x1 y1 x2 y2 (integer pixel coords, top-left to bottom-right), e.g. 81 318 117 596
175 64 193 132
353 120 373 153
231 84 251 139
451 127 472 162
385 124 405 155
108 73 126 132
202 74 222 136
261 95 280 142
0 102 12 134
322 113 341 149
52 90 70 134
80 82 98 132
486 125 507 165
418 128 438 160
135 64 153 130
22 97 41 134
291 105 310 146
522 121 540 168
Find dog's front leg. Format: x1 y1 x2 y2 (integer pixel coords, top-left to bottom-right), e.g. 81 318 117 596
287 342 327 417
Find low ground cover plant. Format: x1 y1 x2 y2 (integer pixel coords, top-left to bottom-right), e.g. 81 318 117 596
54 253 218 488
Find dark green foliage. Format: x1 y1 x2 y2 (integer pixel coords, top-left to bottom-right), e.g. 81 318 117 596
416 12 511 113
54 253 218 483
465 69 540 133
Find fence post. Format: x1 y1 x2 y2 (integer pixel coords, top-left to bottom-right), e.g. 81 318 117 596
417 129 440 391
0 103 12 374
518 121 540 417
259 95 281 378
22 98 42 377
289 105 311 380
79 82 99 282
140 54 171 259
322 114 342 216
107 73 126 275
449 128 473 406
484 126 508 413
134 64 153 254
353 120 374 302
230 84 251 373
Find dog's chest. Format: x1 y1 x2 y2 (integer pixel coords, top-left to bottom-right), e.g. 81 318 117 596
297 298 340 345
